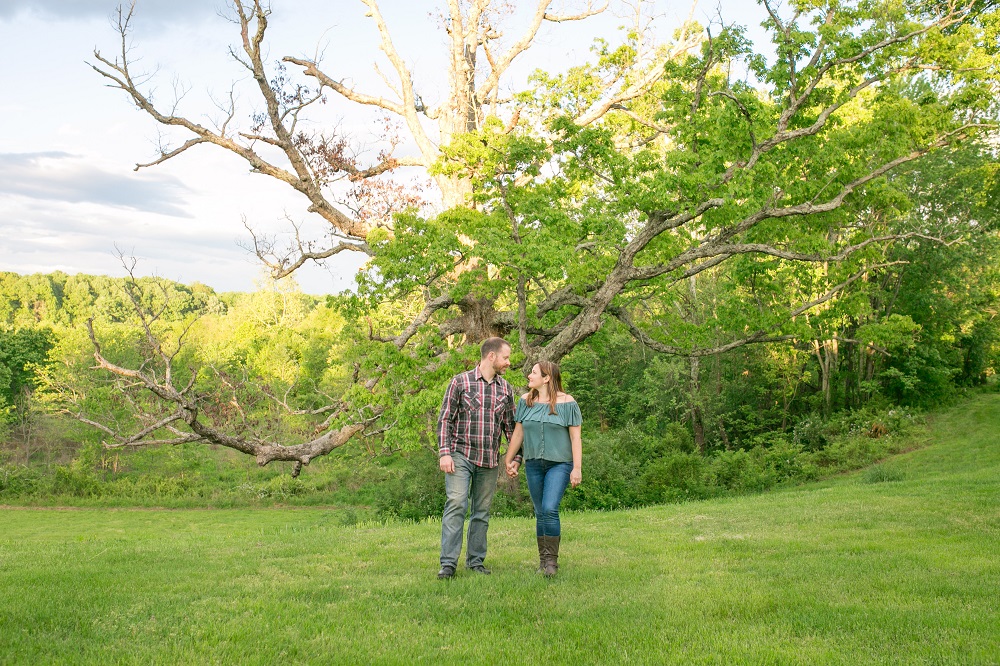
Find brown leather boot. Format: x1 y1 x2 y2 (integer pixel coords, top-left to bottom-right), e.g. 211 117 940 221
541 536 560 577
536 536 547 573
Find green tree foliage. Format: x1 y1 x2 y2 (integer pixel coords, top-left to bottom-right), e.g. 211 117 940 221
0 327 55 426
348 1 1000 449
73 0 1000 472
0 271 222 328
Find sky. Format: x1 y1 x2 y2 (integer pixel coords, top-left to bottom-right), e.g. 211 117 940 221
0 0 769 294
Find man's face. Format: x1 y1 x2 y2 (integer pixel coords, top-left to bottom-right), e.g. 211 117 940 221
489 345 512 375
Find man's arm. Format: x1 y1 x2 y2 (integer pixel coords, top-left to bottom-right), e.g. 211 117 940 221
505 389 522 464
437 377 461 472
504 422 524 478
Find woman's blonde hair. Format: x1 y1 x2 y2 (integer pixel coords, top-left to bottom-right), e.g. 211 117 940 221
526 360 564 415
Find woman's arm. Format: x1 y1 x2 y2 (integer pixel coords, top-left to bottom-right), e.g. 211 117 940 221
504 423 524 477
569 424 582 487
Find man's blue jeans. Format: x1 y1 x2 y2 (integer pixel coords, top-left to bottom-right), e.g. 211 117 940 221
440 451 500 569
524 459 573 537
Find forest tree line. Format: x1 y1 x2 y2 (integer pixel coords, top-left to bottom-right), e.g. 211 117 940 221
2 0 999 510
0 227 996 512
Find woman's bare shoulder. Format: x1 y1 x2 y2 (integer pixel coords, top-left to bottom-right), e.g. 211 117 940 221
521 392 530 401
556 392 576 403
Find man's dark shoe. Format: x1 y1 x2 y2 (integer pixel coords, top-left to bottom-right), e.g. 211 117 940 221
437 566 456 579
467 564 491 575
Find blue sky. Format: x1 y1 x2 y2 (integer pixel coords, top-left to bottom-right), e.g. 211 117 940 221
0 0 769 293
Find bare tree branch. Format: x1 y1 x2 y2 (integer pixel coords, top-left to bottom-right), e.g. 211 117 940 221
544 1 609 22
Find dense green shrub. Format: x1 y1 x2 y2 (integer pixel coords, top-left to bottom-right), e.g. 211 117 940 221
559 405 916 511
372 451 447 522
51 464 100 497
0 399 926 517
562 435 640 511
636 452 709 503
0 464 45 496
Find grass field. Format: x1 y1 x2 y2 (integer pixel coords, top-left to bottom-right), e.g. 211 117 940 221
1 394 998 664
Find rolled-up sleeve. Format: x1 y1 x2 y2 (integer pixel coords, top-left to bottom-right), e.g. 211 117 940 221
502 392 515 441
507 393 521 463
436 378 462 457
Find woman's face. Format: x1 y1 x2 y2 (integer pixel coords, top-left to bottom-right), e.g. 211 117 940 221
526 364 548 390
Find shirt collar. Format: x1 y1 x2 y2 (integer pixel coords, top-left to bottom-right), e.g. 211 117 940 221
473 366 497 385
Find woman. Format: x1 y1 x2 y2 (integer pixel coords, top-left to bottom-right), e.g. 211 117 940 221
504 360 582 577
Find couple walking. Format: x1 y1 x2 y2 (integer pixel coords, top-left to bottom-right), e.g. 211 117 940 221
436 337 582 579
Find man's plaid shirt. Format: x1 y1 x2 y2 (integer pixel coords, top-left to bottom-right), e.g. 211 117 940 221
437 366 515 468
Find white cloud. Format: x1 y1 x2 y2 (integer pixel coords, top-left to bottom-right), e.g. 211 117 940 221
0 152 192 217
0 190 366 293
0 0 220 22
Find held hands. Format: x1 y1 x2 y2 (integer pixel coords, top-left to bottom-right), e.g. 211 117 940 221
503 460 579 484
505 459 520 478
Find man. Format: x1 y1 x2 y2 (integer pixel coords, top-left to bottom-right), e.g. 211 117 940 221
436 337 517 579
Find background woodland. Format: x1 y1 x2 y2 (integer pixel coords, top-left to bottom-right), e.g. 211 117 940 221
2 0 999 515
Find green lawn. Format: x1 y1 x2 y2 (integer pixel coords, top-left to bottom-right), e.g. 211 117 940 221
1 395 998 665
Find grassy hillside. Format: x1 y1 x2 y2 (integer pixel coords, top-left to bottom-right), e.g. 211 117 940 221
1 394 997 664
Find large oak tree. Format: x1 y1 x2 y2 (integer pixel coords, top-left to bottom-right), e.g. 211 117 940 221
81 0 999 472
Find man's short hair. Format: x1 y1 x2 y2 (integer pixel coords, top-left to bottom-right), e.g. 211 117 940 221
480 337 511 359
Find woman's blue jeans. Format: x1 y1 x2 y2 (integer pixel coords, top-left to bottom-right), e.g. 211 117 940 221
524 459 573 537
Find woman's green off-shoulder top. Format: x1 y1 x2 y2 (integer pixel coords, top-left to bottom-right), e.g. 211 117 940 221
513 399 582 462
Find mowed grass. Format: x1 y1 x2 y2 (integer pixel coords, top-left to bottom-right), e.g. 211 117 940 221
1 396 998 665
